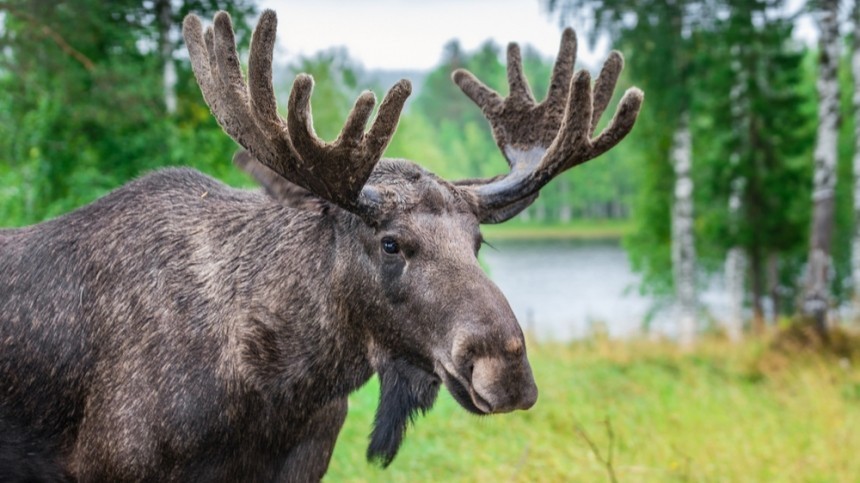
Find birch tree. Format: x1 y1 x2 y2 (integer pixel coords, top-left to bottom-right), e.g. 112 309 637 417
724 42 750 341
851 0 860 320
697 0 812 332
547 0 699 319
156 0 177 114
803 0 841 335
672 117 697 346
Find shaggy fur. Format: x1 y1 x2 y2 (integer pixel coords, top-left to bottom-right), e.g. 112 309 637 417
0 420 70 482
0 162 537 480
368 359 441 467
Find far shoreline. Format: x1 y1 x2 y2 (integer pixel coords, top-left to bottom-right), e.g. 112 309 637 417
481 220 632 241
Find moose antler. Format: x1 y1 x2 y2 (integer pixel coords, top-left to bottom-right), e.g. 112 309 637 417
183 10 410 214
453 28 643 212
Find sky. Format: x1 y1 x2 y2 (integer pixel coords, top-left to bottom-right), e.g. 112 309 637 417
257 0 609 71
257 0 817 72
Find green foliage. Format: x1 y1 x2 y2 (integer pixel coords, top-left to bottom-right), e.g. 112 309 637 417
693 0 814 313
0 0 256 226
832 43 860 303
553 0 697 297
549 0 822 314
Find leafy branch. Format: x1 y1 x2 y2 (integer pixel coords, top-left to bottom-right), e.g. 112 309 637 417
0 2 95 70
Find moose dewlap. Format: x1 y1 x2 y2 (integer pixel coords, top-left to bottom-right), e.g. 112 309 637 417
0 9 641 481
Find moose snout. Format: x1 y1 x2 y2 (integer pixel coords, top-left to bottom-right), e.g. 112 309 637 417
469 354 538 414
446 274 539 414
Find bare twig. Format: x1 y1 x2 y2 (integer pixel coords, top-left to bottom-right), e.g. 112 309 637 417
0 2 95 71
605 417 616 479
508 442 531 482
574 416 619 483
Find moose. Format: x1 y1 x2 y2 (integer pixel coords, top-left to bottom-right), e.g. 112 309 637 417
0 9 642 481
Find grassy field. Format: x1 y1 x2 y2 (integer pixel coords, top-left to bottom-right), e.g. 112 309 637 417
325 336 860 482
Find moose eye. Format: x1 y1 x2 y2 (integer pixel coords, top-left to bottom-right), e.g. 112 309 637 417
381 237 399 255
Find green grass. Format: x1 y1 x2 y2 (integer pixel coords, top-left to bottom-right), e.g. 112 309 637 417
481 219 633 241
325 337 860 482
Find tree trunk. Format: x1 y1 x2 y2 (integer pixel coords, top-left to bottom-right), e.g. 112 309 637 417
767 252 780 322
725 247 746 340
558 177 572 222
534 200 546 221
725 39 750 341
852 0 860 322
156 0 176 114
672 116 697 347
749 245 766 333
803 0 840 336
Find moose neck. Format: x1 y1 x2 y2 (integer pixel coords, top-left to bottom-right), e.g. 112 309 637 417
233 202 377 412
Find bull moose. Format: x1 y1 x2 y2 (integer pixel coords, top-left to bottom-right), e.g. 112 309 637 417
0 9 642 481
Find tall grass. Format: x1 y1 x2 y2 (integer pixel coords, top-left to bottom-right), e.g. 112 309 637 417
325 336 860 482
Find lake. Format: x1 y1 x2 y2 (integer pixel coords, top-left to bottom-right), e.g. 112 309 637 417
481 238 733 341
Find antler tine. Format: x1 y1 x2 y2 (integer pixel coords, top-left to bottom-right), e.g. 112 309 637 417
247 9 284 138
451 69 503 115
184 13 273 161
453 27 643 215
183 16 217 105
558 69 594 166
590 87 644 155
184 10 413 216
364 80 413 157
590 51 624 137
286 75 411 206
545 28 577 107
506 43 535 104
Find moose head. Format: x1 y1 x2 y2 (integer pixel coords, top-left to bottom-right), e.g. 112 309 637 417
183 10 642 467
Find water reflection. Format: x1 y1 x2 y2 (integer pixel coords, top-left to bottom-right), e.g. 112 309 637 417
481 238 731 341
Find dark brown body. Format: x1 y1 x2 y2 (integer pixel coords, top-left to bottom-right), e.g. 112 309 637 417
0 168 368 479
0 162 538 480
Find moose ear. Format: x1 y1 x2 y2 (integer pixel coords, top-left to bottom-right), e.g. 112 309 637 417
233 150 325 209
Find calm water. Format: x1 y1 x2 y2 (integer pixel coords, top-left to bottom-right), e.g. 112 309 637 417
481 239 732 341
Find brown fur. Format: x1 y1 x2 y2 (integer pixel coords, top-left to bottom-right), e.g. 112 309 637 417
0 161 537 480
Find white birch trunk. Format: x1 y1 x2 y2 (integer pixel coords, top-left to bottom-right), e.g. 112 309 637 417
851 0 860 321
671 117 697 347
803 0 840 333
725 247 746 341
157 0 177 114
725 45 749 341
